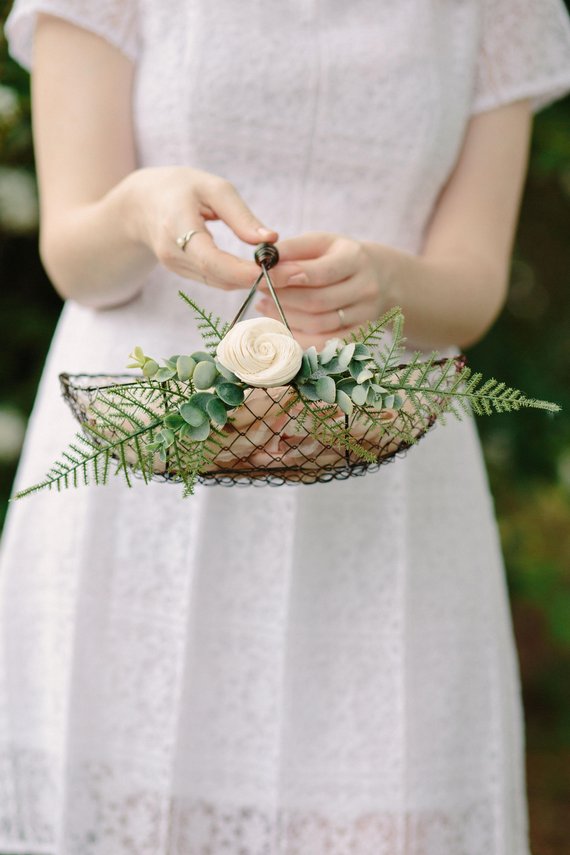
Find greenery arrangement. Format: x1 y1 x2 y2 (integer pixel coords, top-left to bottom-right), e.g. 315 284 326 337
13 292 559 500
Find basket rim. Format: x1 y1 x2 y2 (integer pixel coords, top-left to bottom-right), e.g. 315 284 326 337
58 353 467 391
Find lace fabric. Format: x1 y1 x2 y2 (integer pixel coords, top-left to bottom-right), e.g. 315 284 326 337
2 747 506 854
2 0 570 853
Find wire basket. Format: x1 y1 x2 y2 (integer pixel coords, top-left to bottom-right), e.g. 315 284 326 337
59 353 466 487
13 237 557 501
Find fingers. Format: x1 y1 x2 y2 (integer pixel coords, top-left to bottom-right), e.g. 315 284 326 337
259 277 370 315
258 295 378 338
269 235 364 289
202 178 278 245
164 227 260 290
275 232 336 262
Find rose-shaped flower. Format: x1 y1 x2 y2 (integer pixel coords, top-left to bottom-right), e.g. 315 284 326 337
216 318 303 387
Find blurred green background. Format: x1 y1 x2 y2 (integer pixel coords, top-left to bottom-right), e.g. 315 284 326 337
1 4 569 853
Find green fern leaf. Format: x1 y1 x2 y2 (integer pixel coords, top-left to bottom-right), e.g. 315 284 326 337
178 291 229 353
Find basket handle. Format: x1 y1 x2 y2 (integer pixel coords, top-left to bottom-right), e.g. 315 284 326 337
228 243 291 332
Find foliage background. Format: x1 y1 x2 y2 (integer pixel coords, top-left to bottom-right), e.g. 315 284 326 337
0 2 569 852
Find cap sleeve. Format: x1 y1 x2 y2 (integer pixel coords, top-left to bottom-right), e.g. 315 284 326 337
4 0 138 72
472 0 570 115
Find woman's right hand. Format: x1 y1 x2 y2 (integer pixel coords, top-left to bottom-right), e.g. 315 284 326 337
124 166 278 291
33 16 283 307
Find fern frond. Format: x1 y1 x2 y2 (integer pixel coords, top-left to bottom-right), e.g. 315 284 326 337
345 305 405 353
381 360 561 420
12 416 163 500
178 291 229 352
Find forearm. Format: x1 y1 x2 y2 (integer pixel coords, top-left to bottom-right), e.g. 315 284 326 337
365 103 529 352
365 241 509 351
39 172 157 309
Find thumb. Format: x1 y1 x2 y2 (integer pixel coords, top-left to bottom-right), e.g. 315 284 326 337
206 180 278 245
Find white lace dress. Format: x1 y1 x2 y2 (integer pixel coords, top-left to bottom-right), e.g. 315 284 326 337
2 2 570 853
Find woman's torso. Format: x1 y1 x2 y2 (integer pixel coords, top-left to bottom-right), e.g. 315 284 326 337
49 1 482 377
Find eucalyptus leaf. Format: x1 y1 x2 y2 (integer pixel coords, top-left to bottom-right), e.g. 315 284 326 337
159 428 175 447
298 382 320 401
337 378 357 395
352 343 372 360
318 338 340 365
349 360 363 380
193 360 219 390
164 412 186 430
356 368 374 384
176 355 196 382
215 360 240 382
336 389 354 416
338 342 356 369
311 367 328 380
216 383 245 407
142 359 159 378
383 394 395 409
306 346 318 373
155 366 176 382
191 350 216 364
179 402 208 427
316 375 337 404
188 392 216 411
186 420 211 442
133 346 145 362
206 396 228 427
367 386 379 406
351 385 368 406
297 354 312 381
320 357 343 374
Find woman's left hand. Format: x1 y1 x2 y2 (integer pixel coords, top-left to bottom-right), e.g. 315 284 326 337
255 232 391 350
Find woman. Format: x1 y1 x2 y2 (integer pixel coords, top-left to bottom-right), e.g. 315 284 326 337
1 1 570 853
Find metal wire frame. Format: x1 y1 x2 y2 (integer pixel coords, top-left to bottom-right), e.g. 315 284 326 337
59 357 461 488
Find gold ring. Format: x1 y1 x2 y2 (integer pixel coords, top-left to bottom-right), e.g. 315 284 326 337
176 229 202 252
337 307 347 327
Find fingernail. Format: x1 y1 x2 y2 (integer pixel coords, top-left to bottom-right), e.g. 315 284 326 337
257 227 275 238
288 273 309 285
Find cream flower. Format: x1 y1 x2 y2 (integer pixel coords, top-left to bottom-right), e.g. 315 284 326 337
216 318 303 387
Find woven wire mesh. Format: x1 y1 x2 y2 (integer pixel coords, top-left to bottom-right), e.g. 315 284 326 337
59 355 465 488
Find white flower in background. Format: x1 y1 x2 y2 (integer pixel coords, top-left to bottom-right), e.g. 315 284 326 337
0 167 39 233
0 85 19 125
0 407 26 463
216 317 303 387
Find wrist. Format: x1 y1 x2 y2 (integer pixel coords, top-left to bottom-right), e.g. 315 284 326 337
110 169 153 252
361 240 416 312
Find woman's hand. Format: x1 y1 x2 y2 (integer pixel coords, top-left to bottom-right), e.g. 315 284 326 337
33 15 278 307
255 232 390 350
125 166 278 291
256 100 533 353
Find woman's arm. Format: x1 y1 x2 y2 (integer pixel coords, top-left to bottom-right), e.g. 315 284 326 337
370 100 533 349
32 14 278 308
260 101 532 351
